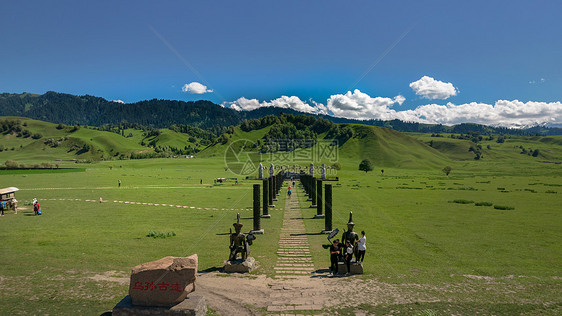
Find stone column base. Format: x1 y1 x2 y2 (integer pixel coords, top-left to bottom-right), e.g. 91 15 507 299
337 262 363 274
313 214 325 219
250 229 264 234
223 257 256 273
321 229 333 234
260 214 271 218
113 294 206 316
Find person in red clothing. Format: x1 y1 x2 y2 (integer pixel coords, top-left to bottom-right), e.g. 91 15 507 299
33 199 41 215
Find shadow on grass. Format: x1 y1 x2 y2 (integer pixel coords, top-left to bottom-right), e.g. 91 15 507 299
200 266 222 273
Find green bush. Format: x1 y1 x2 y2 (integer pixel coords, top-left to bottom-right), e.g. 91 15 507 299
494 205 515 210
146 231 176 238
449 199 474 204
475 201 493 206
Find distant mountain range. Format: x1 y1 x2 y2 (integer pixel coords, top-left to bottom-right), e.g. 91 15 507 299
1 91 561 135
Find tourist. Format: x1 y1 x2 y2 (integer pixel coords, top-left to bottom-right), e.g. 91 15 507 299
344 240 353 275
118 179 121 187
356 231 366 263
329 239 341 275
0 200 6 216
33 199 41 215
287 186 292 198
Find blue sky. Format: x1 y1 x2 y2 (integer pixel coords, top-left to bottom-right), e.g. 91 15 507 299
1 1 561 127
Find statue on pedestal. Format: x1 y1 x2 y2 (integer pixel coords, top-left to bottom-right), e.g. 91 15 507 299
229 213 254 261
341 211 359 259
269 164 275 177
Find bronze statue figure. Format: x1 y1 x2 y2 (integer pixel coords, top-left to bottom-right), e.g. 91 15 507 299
341 211 359 259
229 213 254 261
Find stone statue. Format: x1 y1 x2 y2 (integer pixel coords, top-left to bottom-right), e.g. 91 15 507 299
229 213 255 261
321 164 326 179
309 163 314 177
258 163 263 179
269 164 275 177
341 211 359 259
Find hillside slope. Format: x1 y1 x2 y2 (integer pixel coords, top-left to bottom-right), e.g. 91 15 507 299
0 117 151 163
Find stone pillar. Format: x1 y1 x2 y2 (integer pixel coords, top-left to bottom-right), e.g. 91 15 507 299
323 183 333 233
321 163 326 180
314 179 324 218
309 163 314 178
253 184 260 230
310 176 317 208
272 175 278 201
252 184 263 233
268 177 274 207
258 163 263 179
262 179 270 218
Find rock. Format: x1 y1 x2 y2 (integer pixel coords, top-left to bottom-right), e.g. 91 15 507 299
129 255 198 307
337 262 363 274
113 294 207 316
223 257 256 273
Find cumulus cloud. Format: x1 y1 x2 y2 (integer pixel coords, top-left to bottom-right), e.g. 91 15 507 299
223 89 562 128
378 100 562 128
326 89 405 120
223 95 328 115
182 82 213 94
409 76 458 100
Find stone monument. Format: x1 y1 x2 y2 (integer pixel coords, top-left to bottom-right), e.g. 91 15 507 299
112 254 206 315
321 163 326 180
258 163 263 179
309 163 314 177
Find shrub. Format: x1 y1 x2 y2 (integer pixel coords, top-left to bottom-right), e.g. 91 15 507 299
545 190 557 194
332 162 341 170
494 205 514 210
475 201 493 206
449 199 474 204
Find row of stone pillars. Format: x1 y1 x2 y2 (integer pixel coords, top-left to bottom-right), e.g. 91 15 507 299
300 174 333 233
251 172 284 234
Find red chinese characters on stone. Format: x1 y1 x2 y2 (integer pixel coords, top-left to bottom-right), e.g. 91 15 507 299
131 281 183 292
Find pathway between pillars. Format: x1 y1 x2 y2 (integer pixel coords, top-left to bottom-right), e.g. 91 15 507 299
266 181 326 314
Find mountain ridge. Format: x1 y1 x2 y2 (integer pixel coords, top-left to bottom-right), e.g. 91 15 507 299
1 91 561 135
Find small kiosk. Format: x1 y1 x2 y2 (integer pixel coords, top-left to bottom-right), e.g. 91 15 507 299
0 187 19 212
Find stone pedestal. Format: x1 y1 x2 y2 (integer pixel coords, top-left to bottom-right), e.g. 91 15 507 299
260 214 271 218
321 229 333 234
314 214 325 219
113 294 206 316
250 229 264 235
337 262 363 275
129 255 198 307
223 257 256 273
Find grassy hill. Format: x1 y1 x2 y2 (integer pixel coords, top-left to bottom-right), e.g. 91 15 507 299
0 117 151 164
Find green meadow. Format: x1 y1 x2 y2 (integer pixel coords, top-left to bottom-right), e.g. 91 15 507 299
1 118 561 315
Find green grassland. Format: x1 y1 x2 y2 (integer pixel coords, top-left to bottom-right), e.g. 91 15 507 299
0 118 561 314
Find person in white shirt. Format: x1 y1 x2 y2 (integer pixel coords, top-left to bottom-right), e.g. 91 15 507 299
356 231 366 263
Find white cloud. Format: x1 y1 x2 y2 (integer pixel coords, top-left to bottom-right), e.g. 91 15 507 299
223 95 328 115
409 76 458 100
326 89 405 120
182 82 213 94
388 100 562 128
112 99 124 104
224 89 562 128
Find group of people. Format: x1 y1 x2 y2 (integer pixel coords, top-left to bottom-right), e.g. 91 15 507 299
0 198 18 216
329 230 366 275
287 180 296 198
